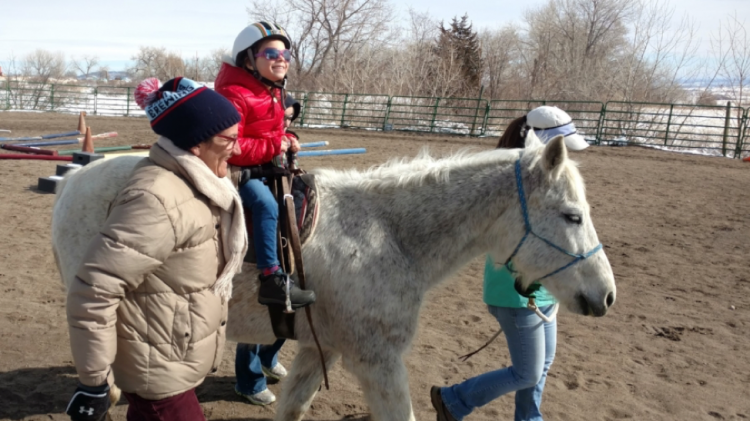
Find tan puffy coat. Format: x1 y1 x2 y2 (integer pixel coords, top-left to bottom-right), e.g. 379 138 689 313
67 146 230 400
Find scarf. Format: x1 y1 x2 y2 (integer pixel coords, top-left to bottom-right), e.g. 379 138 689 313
155 136 248 303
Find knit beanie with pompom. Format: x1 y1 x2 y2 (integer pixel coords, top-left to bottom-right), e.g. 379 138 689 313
134 77 240 150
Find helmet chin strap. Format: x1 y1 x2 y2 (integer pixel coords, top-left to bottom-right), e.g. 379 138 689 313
246 55 287 90
253 69 287 90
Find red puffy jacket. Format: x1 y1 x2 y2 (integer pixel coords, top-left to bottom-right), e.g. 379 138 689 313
214 62 285 167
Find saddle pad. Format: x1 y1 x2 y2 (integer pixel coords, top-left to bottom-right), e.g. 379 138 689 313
292 174 320 245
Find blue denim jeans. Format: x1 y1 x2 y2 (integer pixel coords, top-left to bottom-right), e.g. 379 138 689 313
235 340 286 395
238 179 279 270
441 304 557 421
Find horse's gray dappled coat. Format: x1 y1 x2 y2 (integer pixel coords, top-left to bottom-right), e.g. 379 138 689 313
52 135 615 421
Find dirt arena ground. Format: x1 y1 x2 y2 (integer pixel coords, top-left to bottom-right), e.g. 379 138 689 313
0 111 748 420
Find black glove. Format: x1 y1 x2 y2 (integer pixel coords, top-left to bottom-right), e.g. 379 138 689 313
239 167 261 186
66 383 110 421
239 165 290 186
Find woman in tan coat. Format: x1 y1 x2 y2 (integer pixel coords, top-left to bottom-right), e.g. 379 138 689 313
65 77 247 421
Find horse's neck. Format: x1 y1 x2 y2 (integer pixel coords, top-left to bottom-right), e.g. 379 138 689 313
377 153 524 291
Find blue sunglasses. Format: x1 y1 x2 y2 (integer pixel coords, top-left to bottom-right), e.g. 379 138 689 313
255 48 292 62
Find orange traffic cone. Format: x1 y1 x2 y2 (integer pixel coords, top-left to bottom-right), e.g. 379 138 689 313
82 127 94 153
77 111 87 134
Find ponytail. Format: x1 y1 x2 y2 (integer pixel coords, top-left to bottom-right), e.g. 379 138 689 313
496 115 528 150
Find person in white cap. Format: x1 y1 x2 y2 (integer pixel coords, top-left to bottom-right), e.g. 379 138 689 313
430 106 587 421
496 105 590 151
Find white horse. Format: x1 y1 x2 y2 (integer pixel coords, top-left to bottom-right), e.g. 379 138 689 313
52 135 615 421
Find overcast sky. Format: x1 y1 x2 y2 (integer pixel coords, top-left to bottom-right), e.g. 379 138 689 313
1 0 748 72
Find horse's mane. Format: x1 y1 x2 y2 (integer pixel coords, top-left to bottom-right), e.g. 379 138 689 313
312 144 585 203
312 147 524 191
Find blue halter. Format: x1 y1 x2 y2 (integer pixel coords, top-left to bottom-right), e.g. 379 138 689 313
504 159 603 296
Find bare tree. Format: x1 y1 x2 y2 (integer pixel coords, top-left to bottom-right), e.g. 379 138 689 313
382 8 441 96
694 90 719 106
407 7 438 47
712 11 750 108
72 54 100 79
164 53 187 80
480 26 522 99
515 0 699 103
3 51 67 109
204 48 230 81
521 0 634 100
131 46 165 80
248 0 393 86
616 0 699 103
130 47 186 81
19 50 68 109
521 2 564 98
21 49 67 83
2 54 24 108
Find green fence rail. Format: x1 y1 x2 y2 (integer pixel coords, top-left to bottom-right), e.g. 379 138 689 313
599 101 748 157
383 96 491 135
2 81 748 158
483 100 604 139
297 92 390 130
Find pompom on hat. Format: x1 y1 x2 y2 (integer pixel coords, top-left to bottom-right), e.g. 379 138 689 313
525 106 590 151
135 77 240 150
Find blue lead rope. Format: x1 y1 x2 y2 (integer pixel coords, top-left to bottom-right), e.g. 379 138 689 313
504 159 603 296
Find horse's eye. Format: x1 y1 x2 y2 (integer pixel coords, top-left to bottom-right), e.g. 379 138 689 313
564 214 582 224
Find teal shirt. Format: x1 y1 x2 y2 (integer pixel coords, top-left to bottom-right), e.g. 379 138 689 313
482 255 557 308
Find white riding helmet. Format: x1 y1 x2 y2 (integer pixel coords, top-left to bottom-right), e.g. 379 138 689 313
232 21 291 67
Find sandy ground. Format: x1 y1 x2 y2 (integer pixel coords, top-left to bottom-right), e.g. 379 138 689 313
0 111 749 421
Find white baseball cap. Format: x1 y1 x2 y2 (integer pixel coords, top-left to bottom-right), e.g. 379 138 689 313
526 106 590 151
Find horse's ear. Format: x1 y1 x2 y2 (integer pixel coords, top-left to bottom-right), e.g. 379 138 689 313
525 129 543 149
543 135 567 174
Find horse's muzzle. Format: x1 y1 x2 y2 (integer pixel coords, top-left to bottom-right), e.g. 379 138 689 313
577 291 615 317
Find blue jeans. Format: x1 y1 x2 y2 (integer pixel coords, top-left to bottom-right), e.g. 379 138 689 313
235 340 286 395
238 179 279 270
441 304 557 421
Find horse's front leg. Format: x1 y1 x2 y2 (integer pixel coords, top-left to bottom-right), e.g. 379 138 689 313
350 354 416 421
274 345 340 421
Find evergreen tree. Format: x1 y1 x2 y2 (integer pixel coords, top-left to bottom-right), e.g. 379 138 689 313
434 14 483 96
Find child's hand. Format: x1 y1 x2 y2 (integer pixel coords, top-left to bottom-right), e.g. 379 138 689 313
280 137 290 153
280 136 299 154
288 137 300 153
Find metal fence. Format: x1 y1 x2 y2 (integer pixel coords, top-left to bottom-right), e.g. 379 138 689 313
598 101 748 158
295 92 390 130
0 81 140 116
2 81 748 158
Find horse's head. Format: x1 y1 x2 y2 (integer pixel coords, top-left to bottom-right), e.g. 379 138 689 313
490 135 616 316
